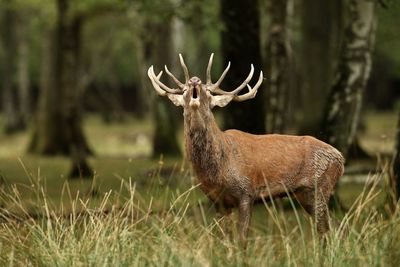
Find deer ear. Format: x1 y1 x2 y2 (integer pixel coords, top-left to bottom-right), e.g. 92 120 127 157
210 95 234 108
167 93 184 106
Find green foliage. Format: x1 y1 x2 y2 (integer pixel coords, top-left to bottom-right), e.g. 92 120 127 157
376 0 400 75
83 14 139 86
137 0 176 23
14 0 56 23
0 0 399 96
394 99 400 112
0 0 225 92
179 0 220 29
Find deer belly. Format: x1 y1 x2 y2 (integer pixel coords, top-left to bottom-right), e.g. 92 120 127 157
254 182 288 199
199 182 239 207
254 171 312 199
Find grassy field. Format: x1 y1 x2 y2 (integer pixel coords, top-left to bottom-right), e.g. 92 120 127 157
0 171 399 266
0 112 399 266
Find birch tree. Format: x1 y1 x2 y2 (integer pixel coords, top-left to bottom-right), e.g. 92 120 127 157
321 0 376 158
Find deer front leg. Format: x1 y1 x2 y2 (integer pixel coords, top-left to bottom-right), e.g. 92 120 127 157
238 195 252 246
215 201 233 238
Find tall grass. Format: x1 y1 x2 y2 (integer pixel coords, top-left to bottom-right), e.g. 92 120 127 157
0 169 400 266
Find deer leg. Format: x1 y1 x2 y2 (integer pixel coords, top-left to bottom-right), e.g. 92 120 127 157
215 203 233 237
294 187 316 215
296 186 330 235
238 195 252 246
313 189 330 235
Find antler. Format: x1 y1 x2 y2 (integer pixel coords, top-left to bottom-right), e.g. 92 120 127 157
164 65 185 89
179 54 190 82
147 66 183 96
206 53 263 102
233 71 263 101
206 53 231 90
147 53 192 96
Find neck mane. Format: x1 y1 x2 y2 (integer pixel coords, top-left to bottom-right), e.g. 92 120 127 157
184 111 227 181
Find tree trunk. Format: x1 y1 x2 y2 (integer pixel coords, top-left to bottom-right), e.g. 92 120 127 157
299 0 343 135
130 2 182 157
69 145 93 179
126 0 153 119
265 0 293 134
16 12 31 128
30 0 91 156
99 60 125 123
2 0 23 134
133 34 151 118
320 0 376 159
152 99 181 157
29 0 92 178
220 0 265 134
394 111 400 200
183 1 210 77
149 20 181 157
62 13 93 175
28 25 59 153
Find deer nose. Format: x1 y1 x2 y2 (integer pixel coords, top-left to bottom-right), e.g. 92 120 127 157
189 77 201 87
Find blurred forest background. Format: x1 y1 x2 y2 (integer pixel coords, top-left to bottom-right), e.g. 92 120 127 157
0 0 399 199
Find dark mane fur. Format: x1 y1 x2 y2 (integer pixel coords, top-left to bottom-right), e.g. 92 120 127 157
185 118 227 181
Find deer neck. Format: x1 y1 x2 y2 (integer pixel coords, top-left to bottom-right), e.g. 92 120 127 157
184 109 227 181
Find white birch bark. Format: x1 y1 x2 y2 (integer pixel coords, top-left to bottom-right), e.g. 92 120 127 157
322 0 376 157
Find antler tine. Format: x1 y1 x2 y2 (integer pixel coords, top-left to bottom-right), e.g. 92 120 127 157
206 53 214 85
212 64 254 95
179 54 190 82
165 65 185 89
150 67 182 94
234 71 263 102
209 61 231 92
148 66 182 95
147 66 166 96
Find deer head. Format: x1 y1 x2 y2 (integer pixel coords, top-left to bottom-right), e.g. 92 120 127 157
147 53 263 111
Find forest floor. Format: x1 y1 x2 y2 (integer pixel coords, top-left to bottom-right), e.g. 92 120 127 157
0 111 399 266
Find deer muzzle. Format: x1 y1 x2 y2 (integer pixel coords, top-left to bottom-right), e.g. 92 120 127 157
189 77 201 108
189 89 200 108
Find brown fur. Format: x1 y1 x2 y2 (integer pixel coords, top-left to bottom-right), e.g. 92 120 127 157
185 109 344 238
148 62 345 243
182 82 344 241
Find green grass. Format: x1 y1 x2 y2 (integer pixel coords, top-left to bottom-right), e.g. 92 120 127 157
0 112 398 266
0 170 399 266
0 115 154 158
359 111 397 156
0 114 187 208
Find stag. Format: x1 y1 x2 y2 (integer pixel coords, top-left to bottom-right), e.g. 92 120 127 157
147 54 344 242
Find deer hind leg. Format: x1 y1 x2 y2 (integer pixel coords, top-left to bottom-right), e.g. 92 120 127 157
313 188 330 235
295 183 331 235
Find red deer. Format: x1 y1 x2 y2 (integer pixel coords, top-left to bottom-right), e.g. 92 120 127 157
147 54 344 242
